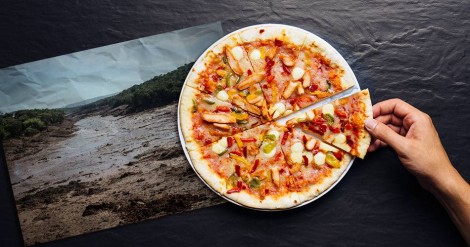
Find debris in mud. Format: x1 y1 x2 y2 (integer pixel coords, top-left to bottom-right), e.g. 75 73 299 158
17 180 84 207
82 202 117 216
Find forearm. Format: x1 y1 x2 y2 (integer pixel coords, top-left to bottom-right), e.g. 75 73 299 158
432 167 470 245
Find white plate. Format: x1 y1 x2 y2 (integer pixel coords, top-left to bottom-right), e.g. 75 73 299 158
177 24 360 211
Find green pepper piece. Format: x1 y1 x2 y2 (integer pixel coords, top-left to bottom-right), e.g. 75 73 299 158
324 113 335 125
237 119 248 124
192 99 198 113
225 72 233 87
262 141 277 154
222 56 228 64
325 152 340 168
218 149 228 156
263 134 276 141
249 177 261 189
227 173 238 187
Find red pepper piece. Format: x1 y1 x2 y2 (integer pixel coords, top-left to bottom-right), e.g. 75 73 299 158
303 155 309 166
211 74 219 82
235 165 241 177
281 130 290 145
227 188 241 194
216 106 231 112
243 146 248 157
329 126 341 133
333 151 343 161
309 83 319 91
247 69 252 76
274 39 283 47
250 159 259 173
230 150 243 156
241 137 256 142
335 109 347 118
267 75 275 83
227 137 233 148
302 135 308 144
344 123 353 130
282 64 291 74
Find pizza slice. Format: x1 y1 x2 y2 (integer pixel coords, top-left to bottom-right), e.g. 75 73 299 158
180 86 265 150
279 127 352 202
238 25 354 120
189 123 300 209
185 33 269 118
286 89 372 159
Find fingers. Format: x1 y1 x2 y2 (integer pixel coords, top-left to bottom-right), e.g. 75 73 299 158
365 118 406 152
373 98 421 119
375 114 403 127
368 139 388 152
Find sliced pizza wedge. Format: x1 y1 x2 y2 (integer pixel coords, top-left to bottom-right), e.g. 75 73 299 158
189 123 300 209
185 33 269 119
238 25 354 120
279 127 352 202
286 89 372 159
180 86 265 150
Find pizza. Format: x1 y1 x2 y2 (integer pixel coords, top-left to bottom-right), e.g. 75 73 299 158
286 89 372 159
179 24 371 209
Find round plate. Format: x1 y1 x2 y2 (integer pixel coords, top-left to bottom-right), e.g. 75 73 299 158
177 24 360 211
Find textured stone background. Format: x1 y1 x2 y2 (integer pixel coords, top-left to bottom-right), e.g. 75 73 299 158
1 0 469 246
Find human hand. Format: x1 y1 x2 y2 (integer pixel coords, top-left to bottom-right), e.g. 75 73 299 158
364 99 454 192
365 99 470 244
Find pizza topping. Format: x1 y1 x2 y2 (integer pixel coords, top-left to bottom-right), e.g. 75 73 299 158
269 102 286 119
322 103 335 116
250 159 260 173
213 123 231 130
281 54 295 66
241 137 257 142
227 136 234 148
231 46 244 60
305 139 316 151
202 97 216 105
237 73 265 90
283 81 298 99
291 152 303 164
230 153 250 165
333 133 346 144
249 49 261 60
305 152 313 165
234 135 243 147
325 152 340 168
267 130 280 140
302 155 309 166
216 69 227 78
211 137 228 155
249 177 261 189
306 110 315 120
192 99 198 113
216 90 229 101
261 141 277 158
271 168 280 187
319 142 339 152
323 113 335 125
291 142 304 153
202 113 236 123
292 67 305 80
302 71 311 88
314 152 326 166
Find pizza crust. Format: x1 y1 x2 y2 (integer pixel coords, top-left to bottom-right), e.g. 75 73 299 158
179 86 200 151
235 190 301 210
355 89 373 159
237 24 307 46
185 33 242 89
188 149 227 195
297 154 352 202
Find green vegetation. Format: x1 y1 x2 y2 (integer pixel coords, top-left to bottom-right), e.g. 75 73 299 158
0 109 65 139
106 62 194 111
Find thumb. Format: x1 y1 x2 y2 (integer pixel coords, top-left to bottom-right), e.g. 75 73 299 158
365 119 406 152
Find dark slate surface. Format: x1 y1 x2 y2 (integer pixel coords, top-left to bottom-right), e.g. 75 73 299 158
1 0 469 246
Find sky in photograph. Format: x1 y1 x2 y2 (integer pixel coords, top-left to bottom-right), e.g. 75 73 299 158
0 22 223 113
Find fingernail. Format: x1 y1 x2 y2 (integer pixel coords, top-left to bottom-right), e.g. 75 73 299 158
365 119 378 131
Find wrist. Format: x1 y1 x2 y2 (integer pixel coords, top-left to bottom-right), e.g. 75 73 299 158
430 165 470 205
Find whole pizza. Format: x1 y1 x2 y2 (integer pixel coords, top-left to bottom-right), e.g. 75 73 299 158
178 24 372 209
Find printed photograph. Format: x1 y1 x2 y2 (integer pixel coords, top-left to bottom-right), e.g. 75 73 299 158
0 23 225 246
